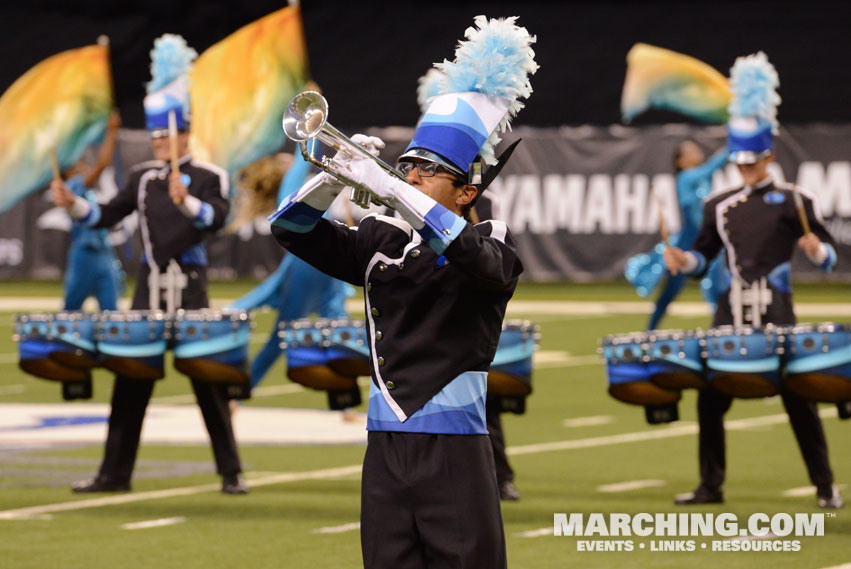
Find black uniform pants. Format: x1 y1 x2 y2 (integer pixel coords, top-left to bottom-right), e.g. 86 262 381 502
697 388 834 492
361 431 507 569
96 263 242 482
697 294 835 493
486 395 514 484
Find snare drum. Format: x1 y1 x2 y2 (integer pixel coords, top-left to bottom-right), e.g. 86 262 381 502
783 323 851 402
279 319 360 390
325 319 370 378
15 312 97 381
96 311 169 380
704 326 782 398
646 329 706 390
602 332 681 406
488 321 538 397
172 309 252 384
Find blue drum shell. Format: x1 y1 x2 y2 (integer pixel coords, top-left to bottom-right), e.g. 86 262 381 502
15 313 97 381
173 310 251 384
489 322 537 397
97 311 169 381
646 331 705 390
279 319 361 390
784 324 851 403
602 336 680 406
705 327 781 398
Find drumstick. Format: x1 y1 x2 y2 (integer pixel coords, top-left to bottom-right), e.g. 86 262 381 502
49 146 62 182
792 185 811 235
168 110 181 205
651 183 671 246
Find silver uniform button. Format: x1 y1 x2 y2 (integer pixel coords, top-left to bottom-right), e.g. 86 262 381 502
410 249 421 258
375 330 383 340
371 307 380 317
398 263 404 270
377 357 385 366
386 380 395 390
367 283 372 291
378 263 387 272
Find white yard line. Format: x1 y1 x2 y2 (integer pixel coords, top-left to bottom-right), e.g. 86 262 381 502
563 415 614 428
312 522 361 534
508 407 838 456
597 480 666 493
515 527 553 538
0 465 362 519
0 407 840 520
534 352 600 369
0 384 27 395
122 516 186 530
151 383 304 404
783 484 847 498
3 298 849 317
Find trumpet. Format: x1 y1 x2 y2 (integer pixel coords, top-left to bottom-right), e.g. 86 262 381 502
282 91 404 208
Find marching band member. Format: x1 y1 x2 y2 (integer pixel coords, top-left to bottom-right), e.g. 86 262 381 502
52 35 247 495
664 52 842 508
270 16 536 567
61 110 125 312
230 146 361 411
627 141 728 330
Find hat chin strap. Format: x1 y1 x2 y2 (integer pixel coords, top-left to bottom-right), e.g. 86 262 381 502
473 139 522 191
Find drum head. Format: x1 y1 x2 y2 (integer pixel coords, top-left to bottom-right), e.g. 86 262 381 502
710 373 778 398
175 359 249 384
19 359 89 382
50 350 98 370
609 382 680 406
327 358 371 379
287 366 358 391
785 373 851 403
650 372 705 390
101 357 165 381
487 370 533 397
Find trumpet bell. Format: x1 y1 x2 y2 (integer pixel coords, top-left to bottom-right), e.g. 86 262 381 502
282 91 328 142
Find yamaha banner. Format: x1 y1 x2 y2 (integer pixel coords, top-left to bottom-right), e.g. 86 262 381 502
1 124 849 282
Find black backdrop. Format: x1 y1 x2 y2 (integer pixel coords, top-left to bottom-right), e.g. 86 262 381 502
2 1 850 130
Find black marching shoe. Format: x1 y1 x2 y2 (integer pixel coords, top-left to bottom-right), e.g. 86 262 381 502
71 476 131 493
222 473 249 495
817 485 844 509
499 480 521 501
674 486 723 505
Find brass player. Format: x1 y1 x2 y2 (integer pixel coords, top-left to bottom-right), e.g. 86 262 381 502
270 16 536 567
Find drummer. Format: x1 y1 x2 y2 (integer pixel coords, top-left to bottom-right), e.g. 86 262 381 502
51 35 247 495
664 52 842 508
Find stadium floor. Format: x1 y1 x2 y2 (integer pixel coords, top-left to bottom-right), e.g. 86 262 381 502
0 280 848 569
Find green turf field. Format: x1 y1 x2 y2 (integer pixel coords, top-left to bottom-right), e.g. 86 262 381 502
0 280 848 569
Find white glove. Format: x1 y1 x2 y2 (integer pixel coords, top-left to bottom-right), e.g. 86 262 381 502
343 153 444 232
349 134 385 158
311 134 384 201
345 154 407 205
289 170 345 211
